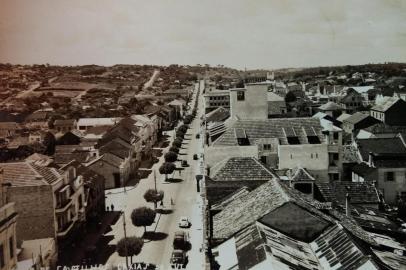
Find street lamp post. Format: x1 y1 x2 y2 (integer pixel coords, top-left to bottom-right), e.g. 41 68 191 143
122 211 129 269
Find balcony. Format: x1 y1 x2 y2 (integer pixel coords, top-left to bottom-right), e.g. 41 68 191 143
55 199 72 213
57 219 76 237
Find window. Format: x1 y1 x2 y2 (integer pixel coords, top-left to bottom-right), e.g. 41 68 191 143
385 172 394 181
333 153 339 161
9 237 13 259
263 144 272 151
333 132 339 140
0 244 4 268
237 91 245 101
316 153 318 159
311 153 313 159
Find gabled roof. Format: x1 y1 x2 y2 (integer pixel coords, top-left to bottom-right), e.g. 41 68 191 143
0 161 62 186
267 91 284 102
212 118 324 146
212 157 277 182
343 112 369 124
356 137 406 161
77 117 121 127
212 177 334 240
288 167 315 182
337 113 351 122
87 153 124 168
316 181 380 205
371 96 404 112
318 101 342 111
211 187 250 211
205 107 230 123
0 122 20 130
54 119 76 126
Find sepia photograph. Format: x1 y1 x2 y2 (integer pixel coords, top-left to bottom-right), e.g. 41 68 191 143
0 0 406 269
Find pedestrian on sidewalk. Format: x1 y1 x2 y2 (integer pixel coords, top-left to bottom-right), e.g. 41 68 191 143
171 197 174 205
111 203 114 212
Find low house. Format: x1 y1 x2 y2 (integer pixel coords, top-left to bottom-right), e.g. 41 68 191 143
351 137 406 204
167 98 187 117
206 157 278 205
267 92 287 118
0 160 86 247
24 111 50 130
342 112 380 134
0 122 21 138
53 119 77 133
317 101 343 118
370 97 406 126
76 118 121 132
86 152 131 189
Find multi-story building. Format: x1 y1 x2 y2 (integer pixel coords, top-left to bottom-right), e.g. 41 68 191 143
370 97 406 126
0 169 18 270
0 160 85 246
203 89 230 113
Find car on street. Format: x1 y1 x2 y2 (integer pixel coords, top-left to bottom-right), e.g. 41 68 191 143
193 154 198 160
195 133 200 139
178 216 191 228
173 231 190 250
170 250 188 268
181 160 188 167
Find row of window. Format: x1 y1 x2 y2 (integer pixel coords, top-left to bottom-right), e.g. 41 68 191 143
0 236 14 268
371 111 384 121
209 96 228 101
209 102 228 107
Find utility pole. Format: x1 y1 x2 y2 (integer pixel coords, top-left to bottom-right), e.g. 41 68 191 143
154 170 157 192
122 211 129 269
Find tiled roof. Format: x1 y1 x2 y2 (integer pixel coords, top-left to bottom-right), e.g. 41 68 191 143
371 97 404 112
287 167 315 182
356 137 406 161
212 118 325 146
319 101 342 111
212 157 277 182
351 162 376 177
54 119 75 126
212 177 334 240
205 107 230 123
226 222 377 270
99 139 131 159
0 122 20 130
343 112 369 124
336 113 351 122
363 123 406 134
0 161 62 186
316 181 380 205
211 187 250 211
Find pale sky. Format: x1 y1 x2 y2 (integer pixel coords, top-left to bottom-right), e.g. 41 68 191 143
0 0 405 69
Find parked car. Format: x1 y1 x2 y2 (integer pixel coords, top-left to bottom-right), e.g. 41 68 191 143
181 160 188 167
170 250 188 268
173 231 190 250
193 154 198 160
178 216 191 228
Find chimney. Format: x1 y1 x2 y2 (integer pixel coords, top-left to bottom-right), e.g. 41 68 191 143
368 152 374 167
346 193 351 217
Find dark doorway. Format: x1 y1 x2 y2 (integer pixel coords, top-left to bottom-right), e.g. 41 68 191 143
113 173 121 188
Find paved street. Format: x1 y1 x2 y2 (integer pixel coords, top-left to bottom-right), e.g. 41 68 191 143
105 82 205 270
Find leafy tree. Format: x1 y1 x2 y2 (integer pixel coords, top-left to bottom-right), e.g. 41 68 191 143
285 91 297 103
131 207 156 233
116 236 144 265
159 162 176 180
176 130 185 138
164 151 178 162
172 139 182 148
169 146 179 154
178 125 188 133
143 189 164 209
